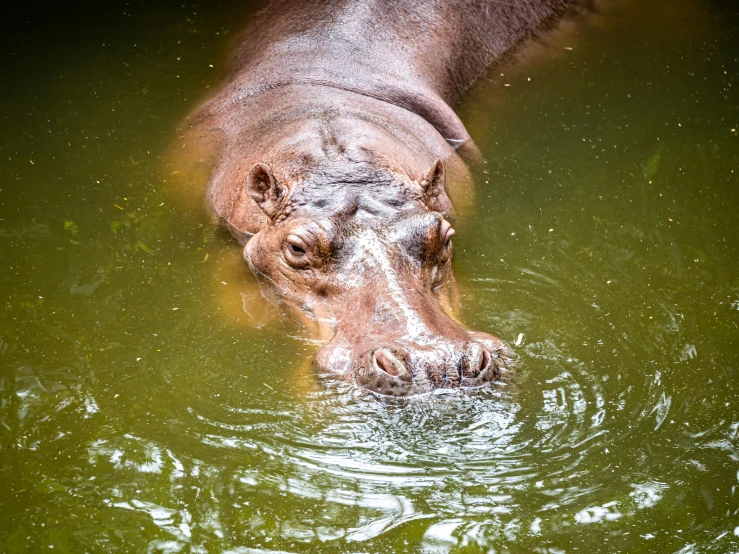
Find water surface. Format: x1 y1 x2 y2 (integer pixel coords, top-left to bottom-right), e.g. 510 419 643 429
1 0 738 552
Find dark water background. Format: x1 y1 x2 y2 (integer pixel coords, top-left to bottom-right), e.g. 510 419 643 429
1 0 738 552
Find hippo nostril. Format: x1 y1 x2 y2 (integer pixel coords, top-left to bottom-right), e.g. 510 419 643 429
480 348 490 372
463 342 490 378
372 349 403 377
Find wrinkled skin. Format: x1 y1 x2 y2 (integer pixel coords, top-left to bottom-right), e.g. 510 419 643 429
244 163 510 395
187 0 580 395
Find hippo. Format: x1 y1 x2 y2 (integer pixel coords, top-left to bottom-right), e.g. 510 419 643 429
187 0 580 396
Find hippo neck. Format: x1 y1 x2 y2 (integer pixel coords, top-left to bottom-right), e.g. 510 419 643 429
226 74 471 152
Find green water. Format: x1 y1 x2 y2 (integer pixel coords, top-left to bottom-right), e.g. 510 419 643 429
1 0 738 552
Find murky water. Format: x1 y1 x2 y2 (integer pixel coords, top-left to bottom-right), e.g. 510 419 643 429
1 0 738 552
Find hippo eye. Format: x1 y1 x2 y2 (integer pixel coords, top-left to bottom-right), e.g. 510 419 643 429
439 224 455 263
289 242 306 255
286 235 308 256
444 227 455 246
284 234 312 268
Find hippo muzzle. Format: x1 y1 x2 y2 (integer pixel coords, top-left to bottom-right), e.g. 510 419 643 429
354 340 506 396
315 330 510 397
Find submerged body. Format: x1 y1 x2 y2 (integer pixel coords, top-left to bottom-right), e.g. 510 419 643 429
190 0 579 395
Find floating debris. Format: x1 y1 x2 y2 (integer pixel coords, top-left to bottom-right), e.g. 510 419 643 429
136 241 155 255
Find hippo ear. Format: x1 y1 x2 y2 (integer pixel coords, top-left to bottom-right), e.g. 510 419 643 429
246 163 285 219
419 158 446 199
418 158 451 212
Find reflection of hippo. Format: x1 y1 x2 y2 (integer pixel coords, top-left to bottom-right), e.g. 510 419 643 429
191 0 578 395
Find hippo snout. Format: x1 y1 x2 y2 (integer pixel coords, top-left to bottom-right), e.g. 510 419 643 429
350 341 506 397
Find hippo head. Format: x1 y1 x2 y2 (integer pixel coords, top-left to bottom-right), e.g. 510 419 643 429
241 156 510 396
